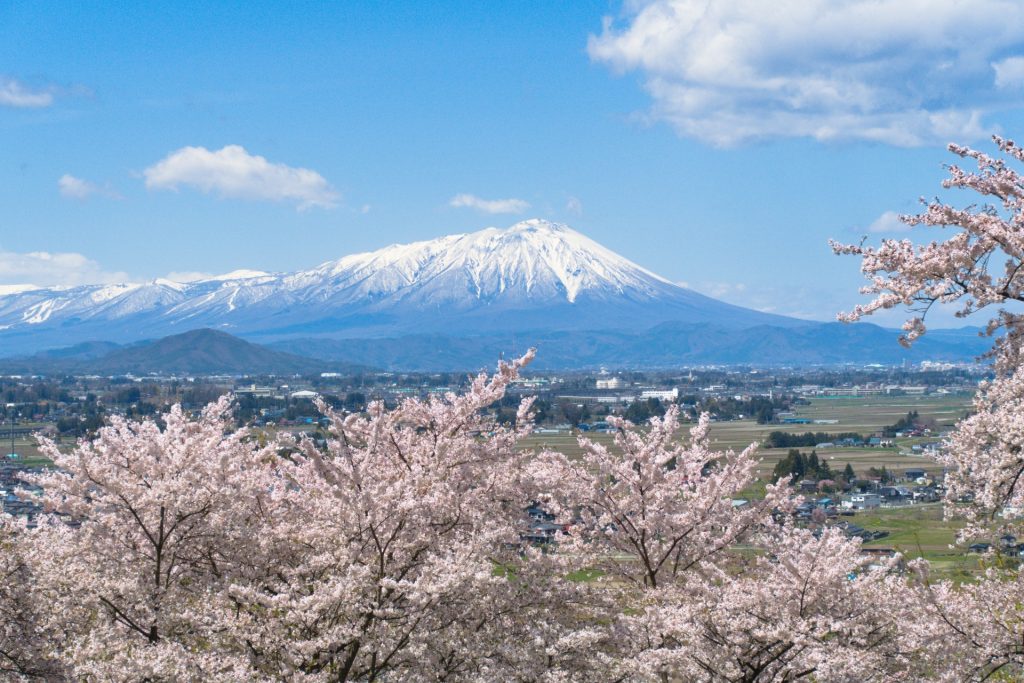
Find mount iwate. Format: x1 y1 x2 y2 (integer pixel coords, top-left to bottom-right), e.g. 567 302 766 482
0 220 988 369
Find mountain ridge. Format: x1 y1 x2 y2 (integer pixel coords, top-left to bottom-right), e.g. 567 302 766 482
269 322 991 371
0 219 805 356
0 329 363 375
0 219 988 368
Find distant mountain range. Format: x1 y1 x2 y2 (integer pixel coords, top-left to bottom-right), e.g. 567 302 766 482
0 329 359 376
271 322 991 371
0 219 993 370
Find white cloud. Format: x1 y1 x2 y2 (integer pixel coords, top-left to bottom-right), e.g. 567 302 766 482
0 77 53 108
566 196 584 215
0 250 130 287
696 281 747 299
164 271 215 283
58 174 121 201
993 56 1024 89
692 280 831 320
867 210 910 233
58 175 94 199
144 145 339 210
449 193 530 214
589 0 1024 146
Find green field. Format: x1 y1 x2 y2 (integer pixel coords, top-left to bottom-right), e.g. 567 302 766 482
855 504 981 578
2 435 55 467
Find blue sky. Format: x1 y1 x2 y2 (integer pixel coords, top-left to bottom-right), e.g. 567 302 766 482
3 1 1024 325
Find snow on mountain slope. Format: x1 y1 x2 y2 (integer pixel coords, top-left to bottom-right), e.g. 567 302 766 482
0 219 803 354
301 220 675 304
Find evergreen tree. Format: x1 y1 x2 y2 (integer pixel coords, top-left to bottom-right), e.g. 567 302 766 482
807 451 820 477
818 457 833 480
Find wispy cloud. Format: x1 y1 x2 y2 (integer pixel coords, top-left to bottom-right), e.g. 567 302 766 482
164 271 215 283
58 174 122 201
144 145 339 210
0 249 130 287
0 77 53 108
867 210 910 233
589 0 1024 146
566 196 584 215
695 281 748 300
449 193 530 215
691 280 831 320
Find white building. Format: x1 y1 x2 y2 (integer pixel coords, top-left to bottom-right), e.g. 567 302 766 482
640 388 678 401
843 493 881 510
596 377 625 390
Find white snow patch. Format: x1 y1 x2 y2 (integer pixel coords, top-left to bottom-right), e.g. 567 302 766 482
0 284 40 296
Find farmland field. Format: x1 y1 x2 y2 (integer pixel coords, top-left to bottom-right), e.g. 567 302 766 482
522 393 973 479
521 393 988 575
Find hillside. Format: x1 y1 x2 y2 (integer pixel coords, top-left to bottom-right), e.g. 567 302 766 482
0 329 351 375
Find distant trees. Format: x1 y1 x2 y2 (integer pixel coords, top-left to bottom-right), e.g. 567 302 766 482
680 395 791 422
881 409 919 437
765 430 863 448
342 390 366 411
623 396 665 423
772 449 833 482
55 411 105 437
557 400 590 425
867 466 894 484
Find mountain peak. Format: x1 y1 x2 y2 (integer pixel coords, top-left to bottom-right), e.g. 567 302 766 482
0 220 801 356
505 218 571 234
310 219 673 305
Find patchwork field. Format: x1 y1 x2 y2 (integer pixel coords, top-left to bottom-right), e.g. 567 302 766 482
523 393 973 479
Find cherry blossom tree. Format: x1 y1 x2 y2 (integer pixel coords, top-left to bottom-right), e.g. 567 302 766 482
831 135 1024 362
535 409 780 589
0 515 63 681
835 135 1024 682
221 350 601 681
24 396 281 681
941 368 1024 531
898 561 1024 682
663 526 909 683
833 136 1024 524
530 408 799 680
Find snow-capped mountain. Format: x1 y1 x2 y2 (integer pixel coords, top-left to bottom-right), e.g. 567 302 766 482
0 220 803 356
